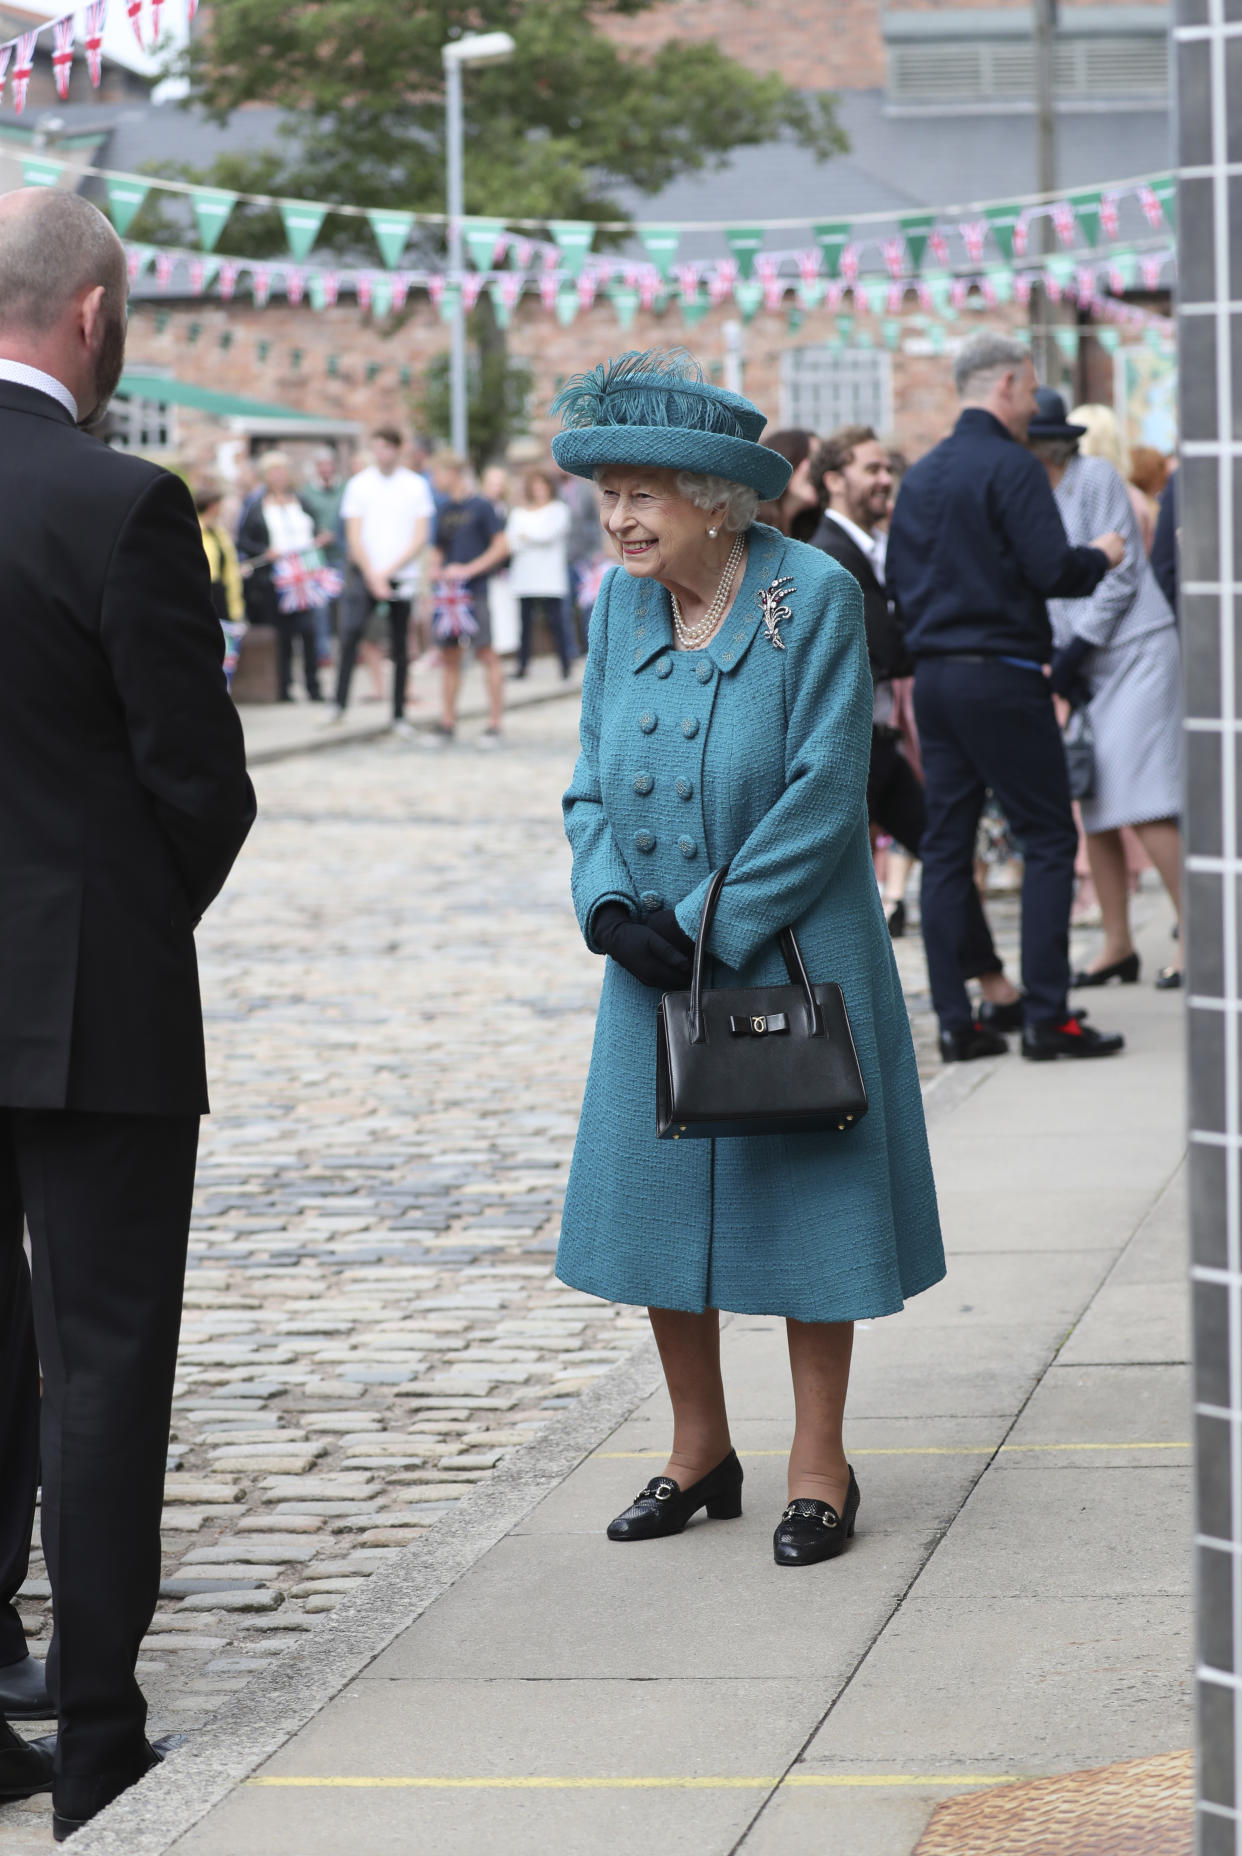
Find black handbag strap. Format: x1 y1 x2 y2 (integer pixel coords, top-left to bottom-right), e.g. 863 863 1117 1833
689 865 821 1043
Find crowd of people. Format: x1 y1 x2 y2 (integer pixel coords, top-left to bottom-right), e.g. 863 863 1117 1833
194 431 611 747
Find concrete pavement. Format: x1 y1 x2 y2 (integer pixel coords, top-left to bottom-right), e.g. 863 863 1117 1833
73 897 1190 1856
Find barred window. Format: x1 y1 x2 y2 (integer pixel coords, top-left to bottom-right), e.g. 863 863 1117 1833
781 347 893 436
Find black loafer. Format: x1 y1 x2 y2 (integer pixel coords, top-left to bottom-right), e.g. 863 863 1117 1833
0 1719 55 1802
1022 1016 1124 1061
939 1021 1008 1063
1155 966 1183 991
53 1735 187 1842
607 1450 743 1541
0 1652 54 1720
773 1469 861 1567
977 997 1024 1034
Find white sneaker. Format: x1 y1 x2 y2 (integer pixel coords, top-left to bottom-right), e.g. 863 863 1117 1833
319 706 346 727
477 726 502 750
391 718 416 740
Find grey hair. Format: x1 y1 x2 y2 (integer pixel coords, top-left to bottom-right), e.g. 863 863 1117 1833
592 466 758 532
954 329 1031 399
1029 435 1080 469
0 188 125 332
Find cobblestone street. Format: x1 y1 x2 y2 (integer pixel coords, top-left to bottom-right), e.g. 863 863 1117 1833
4 694 979 1850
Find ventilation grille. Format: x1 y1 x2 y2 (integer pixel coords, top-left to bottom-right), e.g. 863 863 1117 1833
888 35 1168 101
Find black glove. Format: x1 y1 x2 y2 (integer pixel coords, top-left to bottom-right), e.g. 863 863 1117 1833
1049 634 1093 702
644 908 696 961
593 903 693 990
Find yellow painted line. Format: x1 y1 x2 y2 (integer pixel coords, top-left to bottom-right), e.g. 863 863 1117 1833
249 1774 1017 1791
598 1441 1188 1460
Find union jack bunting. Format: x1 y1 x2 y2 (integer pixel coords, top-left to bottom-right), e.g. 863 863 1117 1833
1099 192 1121 239
153 250 174 290
0 41 13 101
461 272 484 311
929 229 950 268
1052 201 1078 247
84 0 107 86
51 14 74 99
217 260 239 300
389 273 409 311
430 579 478 642
356 272 373 312
284 266 305 306
838 245 860 285
882 237 906 279
11 31 38 113
272 551 343 615
960 219 987 264
1137 185 1165 229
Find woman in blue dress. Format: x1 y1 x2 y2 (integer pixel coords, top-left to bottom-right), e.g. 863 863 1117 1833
552 351 944 1566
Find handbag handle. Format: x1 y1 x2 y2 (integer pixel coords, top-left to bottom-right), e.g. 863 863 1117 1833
688 864 821 1043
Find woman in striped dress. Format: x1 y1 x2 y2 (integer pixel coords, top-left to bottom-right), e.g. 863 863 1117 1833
1028 390 1183 990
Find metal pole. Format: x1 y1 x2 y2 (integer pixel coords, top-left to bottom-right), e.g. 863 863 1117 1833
1031 0 1058 379
444 52 468 458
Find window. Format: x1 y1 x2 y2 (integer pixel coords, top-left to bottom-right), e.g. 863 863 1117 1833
884 8 1170 104
781 347 893 436
109 386 176 451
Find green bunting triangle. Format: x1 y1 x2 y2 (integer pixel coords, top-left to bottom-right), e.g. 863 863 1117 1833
985 205 1020 261
813 221 850 279
1110 250 1139 288
726 227 764 280
928 324 947 355
608 286 639 331
106 177 150 235
367 209 415 269
797 279 826 311
192 189 237 253
464 218 505 273
1053 326 1080 359
280 201 327 260
370 275 393 319
549 220 594 277
437 282 461 326
861 279 887 315
21 156 62 188
1149 175 1177 230
307 274 329 311
924 273 953 314
1095 326 1122 353
487 280 512 330
1068 189 1102 247
1045 254 1075 288
733 278 763 320
640 227 680 279
899 212 934 272
555 283 579 327
984 268 1013 304
679 297 708 329
880 318 903 351
835 313 855 342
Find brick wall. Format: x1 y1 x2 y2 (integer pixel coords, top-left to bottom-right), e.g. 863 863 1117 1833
124 294 1033 477
602 0 1168 92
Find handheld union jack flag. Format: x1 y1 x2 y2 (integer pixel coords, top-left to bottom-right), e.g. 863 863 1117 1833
84 0 107 85
0 41 13 102
126 0 144 49
11 31 38 113
272 551 343 615
575 558 610 611
51 14 74 98
430 579 478 642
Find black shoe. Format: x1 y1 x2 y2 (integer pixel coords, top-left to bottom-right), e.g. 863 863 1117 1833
1071 951 1140 988
773 1468 861 1567
1155 966 1183 991
606 1451 743 1541
0 1653 53 1721
887 898 906 939
53 1735 186 1842
0 1720 55 1802
1022 1015 1124 1061
977 997 1024 1034
939 1021 1008 1063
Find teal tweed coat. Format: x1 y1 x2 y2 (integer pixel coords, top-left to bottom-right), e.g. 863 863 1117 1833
558 522 945 1322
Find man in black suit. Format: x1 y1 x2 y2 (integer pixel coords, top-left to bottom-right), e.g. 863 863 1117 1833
0 188 255 1837
809 424 1022 1053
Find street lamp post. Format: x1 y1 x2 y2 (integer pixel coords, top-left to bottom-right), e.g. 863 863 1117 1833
441 31 516 460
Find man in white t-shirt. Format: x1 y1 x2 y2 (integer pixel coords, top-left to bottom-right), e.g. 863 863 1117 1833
330 425 434 731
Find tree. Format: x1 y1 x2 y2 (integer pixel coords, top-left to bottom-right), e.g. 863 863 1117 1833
172 0 848 457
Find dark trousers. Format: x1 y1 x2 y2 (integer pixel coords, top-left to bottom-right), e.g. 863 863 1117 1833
914 657 1078 1032
275 608 321 702
335 576 412 719
0 1108 198 1816
518 596 573 677
867 726 1003 981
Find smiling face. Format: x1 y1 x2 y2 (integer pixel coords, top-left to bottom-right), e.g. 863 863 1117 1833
596 466 721 583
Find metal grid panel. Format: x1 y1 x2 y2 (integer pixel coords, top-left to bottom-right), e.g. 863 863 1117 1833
1180 0 1242 1849
780 347 893 438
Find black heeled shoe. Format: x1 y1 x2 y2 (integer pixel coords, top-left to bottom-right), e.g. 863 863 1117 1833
1071 951 1140 988
773 1468 860 1566
1155 966 1183 991
606 1450 743 1541
887 898 906 940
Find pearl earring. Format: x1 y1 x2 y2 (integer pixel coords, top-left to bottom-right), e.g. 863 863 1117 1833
708 526 719 539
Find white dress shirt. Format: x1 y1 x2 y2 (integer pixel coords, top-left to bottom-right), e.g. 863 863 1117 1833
0 358 78 421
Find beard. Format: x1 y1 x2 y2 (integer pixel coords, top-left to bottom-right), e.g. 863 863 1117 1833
81 305 127 427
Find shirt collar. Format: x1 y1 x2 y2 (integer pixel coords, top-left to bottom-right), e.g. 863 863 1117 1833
956 407 1013 443
0 359 78 421
821 506 880 564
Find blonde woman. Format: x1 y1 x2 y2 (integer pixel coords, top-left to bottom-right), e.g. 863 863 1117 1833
1070 403 1156 555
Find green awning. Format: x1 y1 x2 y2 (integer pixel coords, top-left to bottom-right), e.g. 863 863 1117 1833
116 372 329 422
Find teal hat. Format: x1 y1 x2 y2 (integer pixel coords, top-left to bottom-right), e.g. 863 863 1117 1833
550 349 792 501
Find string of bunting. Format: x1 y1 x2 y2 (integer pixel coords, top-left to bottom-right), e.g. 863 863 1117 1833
16 145 1176 280
0 0 195 114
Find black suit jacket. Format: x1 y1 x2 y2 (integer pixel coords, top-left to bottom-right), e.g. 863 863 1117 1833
0 381 256 1113
809 512 912 682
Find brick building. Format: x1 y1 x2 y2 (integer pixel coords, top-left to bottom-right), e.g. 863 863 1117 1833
0 0 1174 471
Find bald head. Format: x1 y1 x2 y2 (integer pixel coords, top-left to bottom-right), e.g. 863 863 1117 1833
0 189 125 332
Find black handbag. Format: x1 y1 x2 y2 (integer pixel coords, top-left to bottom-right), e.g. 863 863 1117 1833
1062 707 1096 802
656 865 869 1141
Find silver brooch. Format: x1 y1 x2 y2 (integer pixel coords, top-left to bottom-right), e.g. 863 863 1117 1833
758 575 794 651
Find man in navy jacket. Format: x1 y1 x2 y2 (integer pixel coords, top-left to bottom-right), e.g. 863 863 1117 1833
887 330 1125 1063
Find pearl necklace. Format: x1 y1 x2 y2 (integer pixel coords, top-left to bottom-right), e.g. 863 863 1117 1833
670 533 746 650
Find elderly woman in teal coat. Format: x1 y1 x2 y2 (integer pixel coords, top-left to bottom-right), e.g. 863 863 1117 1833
552 351 944 1567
